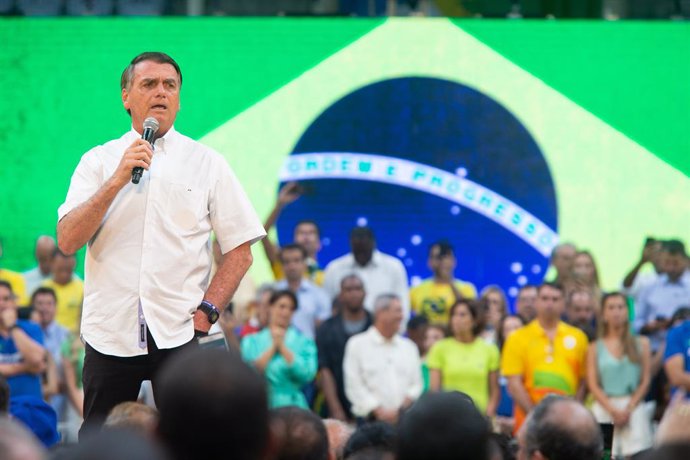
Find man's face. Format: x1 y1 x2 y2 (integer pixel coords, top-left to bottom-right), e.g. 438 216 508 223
552 245 576 277
122 60 181 137
377 299 403 333
428 245 455 278
661 252 688 281
36 244 55 276
567 292 595 325
280 249 306 281
536 285 565 321
351 236 374 266
0 286 15 312
339 277 365 312
517 287 537 320
33 293 56 326
294 223 320 258
52 255 76 285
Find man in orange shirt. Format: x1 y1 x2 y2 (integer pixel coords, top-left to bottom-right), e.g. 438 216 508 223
501 282 588 432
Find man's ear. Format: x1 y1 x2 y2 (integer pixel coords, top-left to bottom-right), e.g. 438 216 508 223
122 87 130 111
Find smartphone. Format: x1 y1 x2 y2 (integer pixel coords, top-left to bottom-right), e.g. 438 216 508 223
197 332 228 350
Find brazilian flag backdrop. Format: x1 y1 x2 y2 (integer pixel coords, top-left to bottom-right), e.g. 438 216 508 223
0 18 688 299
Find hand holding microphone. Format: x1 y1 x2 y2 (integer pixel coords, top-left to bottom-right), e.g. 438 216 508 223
109 118 159 190
132 117 160 184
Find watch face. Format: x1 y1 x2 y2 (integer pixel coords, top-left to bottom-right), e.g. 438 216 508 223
209 309 220 324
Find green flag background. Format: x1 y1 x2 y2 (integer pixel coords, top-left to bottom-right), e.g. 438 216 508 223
0 18 688 291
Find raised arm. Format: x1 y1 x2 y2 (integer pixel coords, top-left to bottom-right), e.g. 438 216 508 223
261 182 302 267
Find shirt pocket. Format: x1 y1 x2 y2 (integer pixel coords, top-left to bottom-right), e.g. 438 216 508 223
159 180 207 232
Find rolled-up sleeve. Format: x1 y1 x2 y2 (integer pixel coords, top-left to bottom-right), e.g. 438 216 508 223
209 156 266 254
58 149 104 222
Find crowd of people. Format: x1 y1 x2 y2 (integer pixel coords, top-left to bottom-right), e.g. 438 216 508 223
0 185 689 459
0 50 689 459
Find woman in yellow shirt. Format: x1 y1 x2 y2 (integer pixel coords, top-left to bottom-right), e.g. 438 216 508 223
427 299 500 416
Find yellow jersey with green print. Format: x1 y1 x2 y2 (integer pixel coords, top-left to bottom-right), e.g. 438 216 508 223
500 320 588 432
410 279 477 325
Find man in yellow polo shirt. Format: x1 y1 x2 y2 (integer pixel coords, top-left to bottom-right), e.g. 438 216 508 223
501 282 588 433
42 250 83 333
410 241 476 325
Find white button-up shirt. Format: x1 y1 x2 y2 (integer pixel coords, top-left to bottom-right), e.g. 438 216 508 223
58 127 265 357
343 326 422 417
322 250 410 320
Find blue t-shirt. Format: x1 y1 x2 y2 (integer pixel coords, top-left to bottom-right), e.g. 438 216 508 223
0 320 44 398
664 320 690 392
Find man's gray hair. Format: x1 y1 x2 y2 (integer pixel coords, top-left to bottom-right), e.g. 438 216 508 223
550 242 576 260
256 283 276 302
373 294 400 314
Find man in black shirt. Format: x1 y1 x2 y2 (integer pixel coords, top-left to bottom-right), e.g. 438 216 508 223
316 274 372 422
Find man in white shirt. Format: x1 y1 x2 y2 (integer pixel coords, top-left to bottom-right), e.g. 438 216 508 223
323 227 409 322
343 294 422 424
56 52 265 436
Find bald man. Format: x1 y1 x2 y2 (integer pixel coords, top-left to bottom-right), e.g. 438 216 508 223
517 396 602 460
23 236 57 296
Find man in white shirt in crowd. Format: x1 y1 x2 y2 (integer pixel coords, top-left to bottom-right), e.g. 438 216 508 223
22 236 57 297
343 294 422 424
56 52 265 437
323 227 409 323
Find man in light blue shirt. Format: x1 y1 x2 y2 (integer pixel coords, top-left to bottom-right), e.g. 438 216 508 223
635 240 690 351
274 244 331 339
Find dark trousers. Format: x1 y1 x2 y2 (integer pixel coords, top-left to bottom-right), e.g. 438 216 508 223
79 329 195 439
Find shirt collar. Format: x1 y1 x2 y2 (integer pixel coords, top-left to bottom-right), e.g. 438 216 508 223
367 325 398 345
529 319 568 337
128 125 177 154
349 250 381 269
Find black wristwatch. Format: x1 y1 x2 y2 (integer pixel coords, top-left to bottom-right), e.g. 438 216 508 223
197 300 220 324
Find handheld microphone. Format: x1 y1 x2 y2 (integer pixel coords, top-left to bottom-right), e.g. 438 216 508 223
131 117 160 184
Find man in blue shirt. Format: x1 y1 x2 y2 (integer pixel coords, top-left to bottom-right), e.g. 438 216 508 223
664 318 690 393
0 280 46 398
635 240 690 352
274 244 331 339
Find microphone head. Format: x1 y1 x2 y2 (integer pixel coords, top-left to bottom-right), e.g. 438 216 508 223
143 117 160 134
